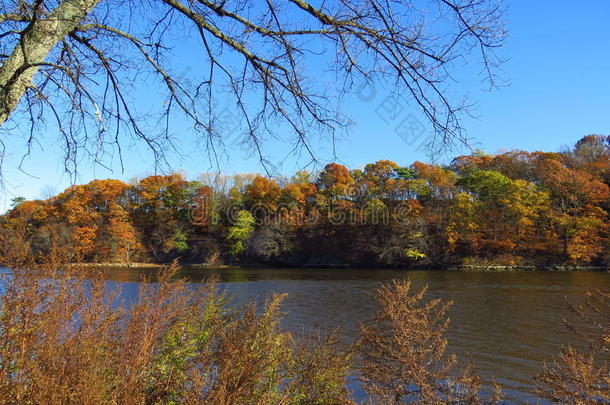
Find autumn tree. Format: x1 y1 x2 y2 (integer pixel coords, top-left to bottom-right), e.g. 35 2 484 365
487 151 537 182
456 168 551 257
0 199 49 264
360 160 400 201
408 162 459 259
244 176 281 219
563 135 610 190
447 192 482 256
450 152 494 174
279 182 316 211
412 161 458 200
39 179 141 261
130 174 197 261
537 158 610 263
372 199 429 265
564 135 610 168
316 163 355 201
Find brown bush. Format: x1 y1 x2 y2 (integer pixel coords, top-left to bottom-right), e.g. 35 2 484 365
357 280 501 404
535 290 609 404
0 256 353 404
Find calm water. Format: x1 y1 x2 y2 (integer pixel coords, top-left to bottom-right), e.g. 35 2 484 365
3 266 609 403
98 266 610 404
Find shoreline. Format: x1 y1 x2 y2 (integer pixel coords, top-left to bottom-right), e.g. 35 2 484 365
70 262 240 269
445 264 609 272
70 262 610 272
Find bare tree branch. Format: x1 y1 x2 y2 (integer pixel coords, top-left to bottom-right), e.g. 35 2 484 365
0 0 506 178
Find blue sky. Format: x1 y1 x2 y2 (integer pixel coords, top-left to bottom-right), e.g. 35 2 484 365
1 1 609 211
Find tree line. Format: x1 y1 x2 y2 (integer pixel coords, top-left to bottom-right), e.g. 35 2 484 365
2 135 609 267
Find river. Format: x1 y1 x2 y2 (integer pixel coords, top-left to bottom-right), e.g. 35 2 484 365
95 266 609 404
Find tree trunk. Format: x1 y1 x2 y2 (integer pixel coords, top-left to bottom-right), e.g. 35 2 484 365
0 0 100 126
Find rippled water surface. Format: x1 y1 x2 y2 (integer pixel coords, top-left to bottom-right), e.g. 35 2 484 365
6 266 610 403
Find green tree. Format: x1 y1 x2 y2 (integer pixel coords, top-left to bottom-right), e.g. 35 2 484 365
227 210 255 256
9 196 25 209
170 229 189 253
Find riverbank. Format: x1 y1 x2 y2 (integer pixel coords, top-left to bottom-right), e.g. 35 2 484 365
71 262 609 272
71 262 239 270
445 264 609 272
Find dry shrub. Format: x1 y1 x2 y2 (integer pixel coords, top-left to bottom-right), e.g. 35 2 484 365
535 290 609 404
0 262 210 404
0 216 42 268
358 280 500 404
0 239 353 404
285 330 354 405
564 290 609 354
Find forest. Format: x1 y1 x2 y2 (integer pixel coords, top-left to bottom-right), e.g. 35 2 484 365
2 135 609 268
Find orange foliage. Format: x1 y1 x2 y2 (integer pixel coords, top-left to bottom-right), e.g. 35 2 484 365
245 176 281 214
2 137 608 266
317 163 354 199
